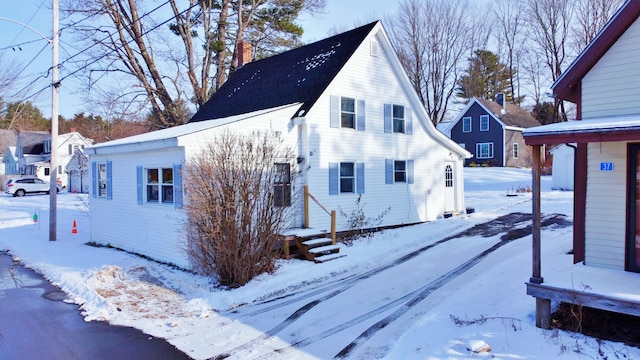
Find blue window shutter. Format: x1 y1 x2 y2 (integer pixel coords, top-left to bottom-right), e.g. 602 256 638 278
406 108 413 135
91 161 97 198
329 162 339 195
357 99 366 131
385 159 393 184
384 104 392 133
106 160 113 200
136 166 143 205
330 95 340 128
356 162 365 194
173 164 183 209
407 160 415 184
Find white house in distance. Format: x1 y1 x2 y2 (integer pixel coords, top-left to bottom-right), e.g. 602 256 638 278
87 21 471 268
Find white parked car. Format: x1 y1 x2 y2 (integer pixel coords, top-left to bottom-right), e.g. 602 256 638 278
5 178 62 197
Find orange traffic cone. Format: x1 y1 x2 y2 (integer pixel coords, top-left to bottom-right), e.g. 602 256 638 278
72 220 78 234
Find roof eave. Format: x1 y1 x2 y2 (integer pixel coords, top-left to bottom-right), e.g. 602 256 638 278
552 0 640 102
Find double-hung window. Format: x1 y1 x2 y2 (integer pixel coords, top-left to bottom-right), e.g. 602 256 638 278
341 97 356 129
385 159 414 184
330 95 365 130
476 142 494 159
329 162 365 195
273 163 291 207
394 161 406 182
340 162 355 193
462 117 471 133
480 115 489 131
392 105 405 133
146 167 174 204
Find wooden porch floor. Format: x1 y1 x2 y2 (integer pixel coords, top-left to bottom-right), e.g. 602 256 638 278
527 263 640 317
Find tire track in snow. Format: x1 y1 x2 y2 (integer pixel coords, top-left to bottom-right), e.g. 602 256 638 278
215 213 567 359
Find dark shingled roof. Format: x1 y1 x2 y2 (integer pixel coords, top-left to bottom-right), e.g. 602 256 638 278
190 21 378 122
476 98 541 129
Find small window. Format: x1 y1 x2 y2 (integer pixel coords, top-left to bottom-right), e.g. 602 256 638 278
463 117 471 133
98 163 107 198
480 115 489 131
459 143 466 149
44 168 50 176
476 142 494 159
146 167 173 203
340 162 355 193
273 163 291 207
394 161 406 183
445 165 453 188
341 97 356 129
513 143 519 158
393 105 405 133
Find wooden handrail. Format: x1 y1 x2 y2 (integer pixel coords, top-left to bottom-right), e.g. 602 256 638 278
303 185 337 244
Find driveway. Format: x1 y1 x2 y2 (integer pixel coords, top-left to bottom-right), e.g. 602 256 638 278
0 253 190 360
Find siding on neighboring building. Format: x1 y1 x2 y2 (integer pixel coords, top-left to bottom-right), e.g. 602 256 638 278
584 141 627 269
582 18 640 119
449 102 504 167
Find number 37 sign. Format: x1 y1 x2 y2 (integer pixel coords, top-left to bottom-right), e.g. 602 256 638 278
600 162 614 171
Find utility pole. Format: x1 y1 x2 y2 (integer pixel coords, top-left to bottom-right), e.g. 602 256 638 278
50 0 59 241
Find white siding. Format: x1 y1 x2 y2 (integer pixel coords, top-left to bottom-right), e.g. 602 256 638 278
90 147 188 268
299 30 465 232
585 142 627 269
582 18 640 118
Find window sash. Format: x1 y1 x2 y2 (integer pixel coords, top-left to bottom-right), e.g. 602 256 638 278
463 117 471 132
340 162 355 193
480 115 489 131
341 97 356 129
394 160 406 182
98 163 107 198
393 105 405 133
513 143 519 158
476 143 494 159
145 167 173 203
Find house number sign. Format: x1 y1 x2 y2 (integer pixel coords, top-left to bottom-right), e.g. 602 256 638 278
600 162 614 171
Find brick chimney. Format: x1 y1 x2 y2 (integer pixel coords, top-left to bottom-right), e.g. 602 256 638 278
237 41 252 67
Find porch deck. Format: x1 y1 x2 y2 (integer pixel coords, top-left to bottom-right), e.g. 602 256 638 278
527 263 640 317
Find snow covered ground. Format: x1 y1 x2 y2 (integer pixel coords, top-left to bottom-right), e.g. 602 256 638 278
1 167 639 359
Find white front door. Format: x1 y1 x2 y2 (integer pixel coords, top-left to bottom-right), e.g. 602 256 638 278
444 162 455 212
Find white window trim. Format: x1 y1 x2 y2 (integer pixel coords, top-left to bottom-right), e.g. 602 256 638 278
392 104 406 134
480 115 489 131
97 162 107 198
394 160 407 183
476 142 494 159
340 97 356 129
145 167 174 204
462 117 471 133
339 162 355 193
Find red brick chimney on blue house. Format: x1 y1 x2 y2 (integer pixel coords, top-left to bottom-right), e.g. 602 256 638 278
237 41 252 67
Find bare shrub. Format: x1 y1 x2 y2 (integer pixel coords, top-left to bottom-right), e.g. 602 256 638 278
338 195 390 246
182 130 297 288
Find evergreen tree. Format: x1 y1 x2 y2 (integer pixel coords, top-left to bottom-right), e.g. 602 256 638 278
456 50 514 102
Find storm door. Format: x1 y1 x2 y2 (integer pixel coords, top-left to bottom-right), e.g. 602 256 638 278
627 144 640 272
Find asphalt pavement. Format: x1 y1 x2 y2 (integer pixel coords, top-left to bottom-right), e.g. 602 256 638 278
0 253 191 360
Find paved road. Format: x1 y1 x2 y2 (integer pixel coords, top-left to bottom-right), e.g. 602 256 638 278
0 253 190 360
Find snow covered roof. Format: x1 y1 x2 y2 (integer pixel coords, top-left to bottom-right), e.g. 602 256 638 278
523 114 640 145
87 103 301 154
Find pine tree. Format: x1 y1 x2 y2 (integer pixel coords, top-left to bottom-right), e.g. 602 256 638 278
456 50 515 102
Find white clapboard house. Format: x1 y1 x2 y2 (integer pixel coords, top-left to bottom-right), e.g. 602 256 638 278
87 22 471 268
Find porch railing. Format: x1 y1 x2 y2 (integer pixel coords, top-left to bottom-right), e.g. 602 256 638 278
303 185 336 244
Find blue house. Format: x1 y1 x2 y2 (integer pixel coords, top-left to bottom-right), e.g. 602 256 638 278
442 97 540 167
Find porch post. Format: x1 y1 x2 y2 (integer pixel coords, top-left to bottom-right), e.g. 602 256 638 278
304 185 310 228
531 144 551 329
531 144 543 284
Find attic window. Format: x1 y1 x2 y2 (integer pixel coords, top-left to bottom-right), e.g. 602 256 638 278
370 39 379 56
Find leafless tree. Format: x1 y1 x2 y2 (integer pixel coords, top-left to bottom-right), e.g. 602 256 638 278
572 0 624 53
388 0 488 125
60 0 324 129
526 0 574 122
491 0 528 105
182 130 298 288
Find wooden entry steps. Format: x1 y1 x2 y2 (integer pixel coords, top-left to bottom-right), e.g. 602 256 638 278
281 230 344 263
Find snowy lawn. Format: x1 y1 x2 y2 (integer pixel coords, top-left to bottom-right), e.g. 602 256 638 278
1 167 639 359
